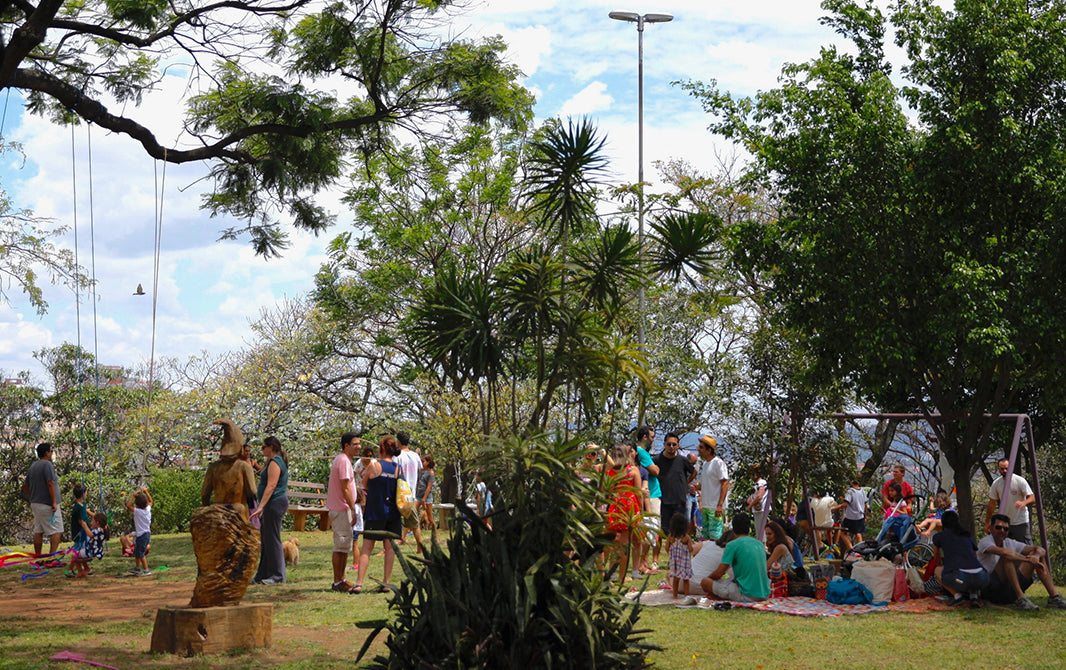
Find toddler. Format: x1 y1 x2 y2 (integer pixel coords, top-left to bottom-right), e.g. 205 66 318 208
917 491 954 535
125 486 153 576
667 512 695 599
70 512 108 577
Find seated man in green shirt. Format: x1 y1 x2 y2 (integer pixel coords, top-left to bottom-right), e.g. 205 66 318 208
702 512 770 602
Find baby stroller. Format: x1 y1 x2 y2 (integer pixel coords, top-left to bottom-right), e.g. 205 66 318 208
845 497 933 570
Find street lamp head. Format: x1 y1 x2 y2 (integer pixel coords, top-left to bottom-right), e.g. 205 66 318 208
609 11 640 22
644 13 673 23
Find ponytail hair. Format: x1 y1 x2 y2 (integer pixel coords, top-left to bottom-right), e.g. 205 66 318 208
380 435 400 457
264 435 288 467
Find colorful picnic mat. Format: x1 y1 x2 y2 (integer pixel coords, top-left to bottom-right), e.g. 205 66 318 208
624 588 956 615
732 596 886 617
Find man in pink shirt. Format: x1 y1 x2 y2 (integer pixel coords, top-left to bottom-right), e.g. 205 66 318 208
328 433 361 593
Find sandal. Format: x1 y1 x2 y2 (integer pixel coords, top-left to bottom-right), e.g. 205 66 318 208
374 584 390 594
351 584 363 594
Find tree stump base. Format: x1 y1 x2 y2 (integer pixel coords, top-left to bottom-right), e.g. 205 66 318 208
150 603 272 656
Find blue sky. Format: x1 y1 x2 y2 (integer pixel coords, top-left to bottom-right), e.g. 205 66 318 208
0 1 859 385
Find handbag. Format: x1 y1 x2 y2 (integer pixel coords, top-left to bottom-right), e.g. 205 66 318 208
396 476 417 520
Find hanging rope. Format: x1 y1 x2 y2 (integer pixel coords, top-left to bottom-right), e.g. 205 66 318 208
0 88 11 138
85 122 105 512
140 151 165 483
69 122 87 490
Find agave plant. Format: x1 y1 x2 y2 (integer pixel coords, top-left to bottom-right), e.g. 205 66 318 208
357 435 657 669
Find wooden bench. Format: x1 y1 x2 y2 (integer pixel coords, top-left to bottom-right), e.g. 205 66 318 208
286 480 330 531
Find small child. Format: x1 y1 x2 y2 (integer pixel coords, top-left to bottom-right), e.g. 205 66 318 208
416 455 437 543
349 488 365 571
125 486 153 576
883 482 910 518
70 512 108 577
667 512 695 599
917 491 954 535
70 483 92 550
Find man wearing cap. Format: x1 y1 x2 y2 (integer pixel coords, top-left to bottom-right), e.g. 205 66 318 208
696 436 729 540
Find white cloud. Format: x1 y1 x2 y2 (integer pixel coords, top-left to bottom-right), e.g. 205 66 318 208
0 0 874 383
559 81 614 116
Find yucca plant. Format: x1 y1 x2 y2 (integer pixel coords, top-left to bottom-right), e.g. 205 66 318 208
357 435 656 669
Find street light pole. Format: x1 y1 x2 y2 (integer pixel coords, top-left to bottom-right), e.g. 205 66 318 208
609 11 673 346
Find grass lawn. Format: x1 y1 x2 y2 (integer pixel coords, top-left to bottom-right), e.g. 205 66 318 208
2 530 1065 669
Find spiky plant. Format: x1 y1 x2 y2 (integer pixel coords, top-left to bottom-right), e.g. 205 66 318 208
358 435 656 669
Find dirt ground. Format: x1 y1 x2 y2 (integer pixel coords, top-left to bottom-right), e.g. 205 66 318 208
0 576 369 669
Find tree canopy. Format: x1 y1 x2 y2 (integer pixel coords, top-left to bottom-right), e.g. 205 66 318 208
0 0 532 255
685 0 1066 526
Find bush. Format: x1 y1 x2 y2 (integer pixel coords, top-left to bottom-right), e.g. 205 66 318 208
146 467 203 533
359 435 655 669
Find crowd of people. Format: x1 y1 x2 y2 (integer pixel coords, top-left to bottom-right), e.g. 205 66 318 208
17 431 1064 610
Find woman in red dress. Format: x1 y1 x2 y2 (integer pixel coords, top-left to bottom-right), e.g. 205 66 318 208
604 443 642 584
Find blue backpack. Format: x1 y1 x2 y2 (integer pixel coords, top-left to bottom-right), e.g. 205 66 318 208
826 578 873 605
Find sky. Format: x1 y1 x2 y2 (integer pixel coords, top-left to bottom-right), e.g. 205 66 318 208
0 0 858 386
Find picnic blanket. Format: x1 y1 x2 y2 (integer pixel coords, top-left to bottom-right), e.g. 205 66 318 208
625 589 888 616
732 596 885 617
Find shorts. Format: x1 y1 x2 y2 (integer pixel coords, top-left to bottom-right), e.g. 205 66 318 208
712 578 765 603
330 509 354 552
402 509 420 530
1008 523 1032 545
366 515 403 538
660 503 684 531
983 566 1033 604
940 567 988 594
134 532 151 558
841 517 866 535
648 497 661 517
31 503 63 536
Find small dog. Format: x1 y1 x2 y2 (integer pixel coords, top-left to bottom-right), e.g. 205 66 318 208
282 536 300 566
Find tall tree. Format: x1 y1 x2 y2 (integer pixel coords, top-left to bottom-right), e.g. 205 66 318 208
685 0 1066 528
0 145 89 314
1 0 532 254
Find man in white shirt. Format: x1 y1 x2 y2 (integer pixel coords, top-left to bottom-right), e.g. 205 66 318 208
695 435 729 540
812 492 836 545
395 431 424 547
977 513 1065 610
984 458 1036 544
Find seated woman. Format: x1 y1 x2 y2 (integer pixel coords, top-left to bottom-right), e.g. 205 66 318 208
679 530 734 595
765 520 795 573
932 510 989 608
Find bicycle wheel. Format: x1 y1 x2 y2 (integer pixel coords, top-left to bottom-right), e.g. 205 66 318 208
907 541 933 569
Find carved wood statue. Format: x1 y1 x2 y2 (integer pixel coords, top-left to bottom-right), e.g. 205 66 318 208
189 418 260 608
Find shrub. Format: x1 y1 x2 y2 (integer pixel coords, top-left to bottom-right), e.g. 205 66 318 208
146 467 203 533
359 435 655 669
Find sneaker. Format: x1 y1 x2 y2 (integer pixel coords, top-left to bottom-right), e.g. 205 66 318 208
948 596 968 607
1046 594 1066 610
969 594 985 609
1013 596 1039 611
139 569 153 576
